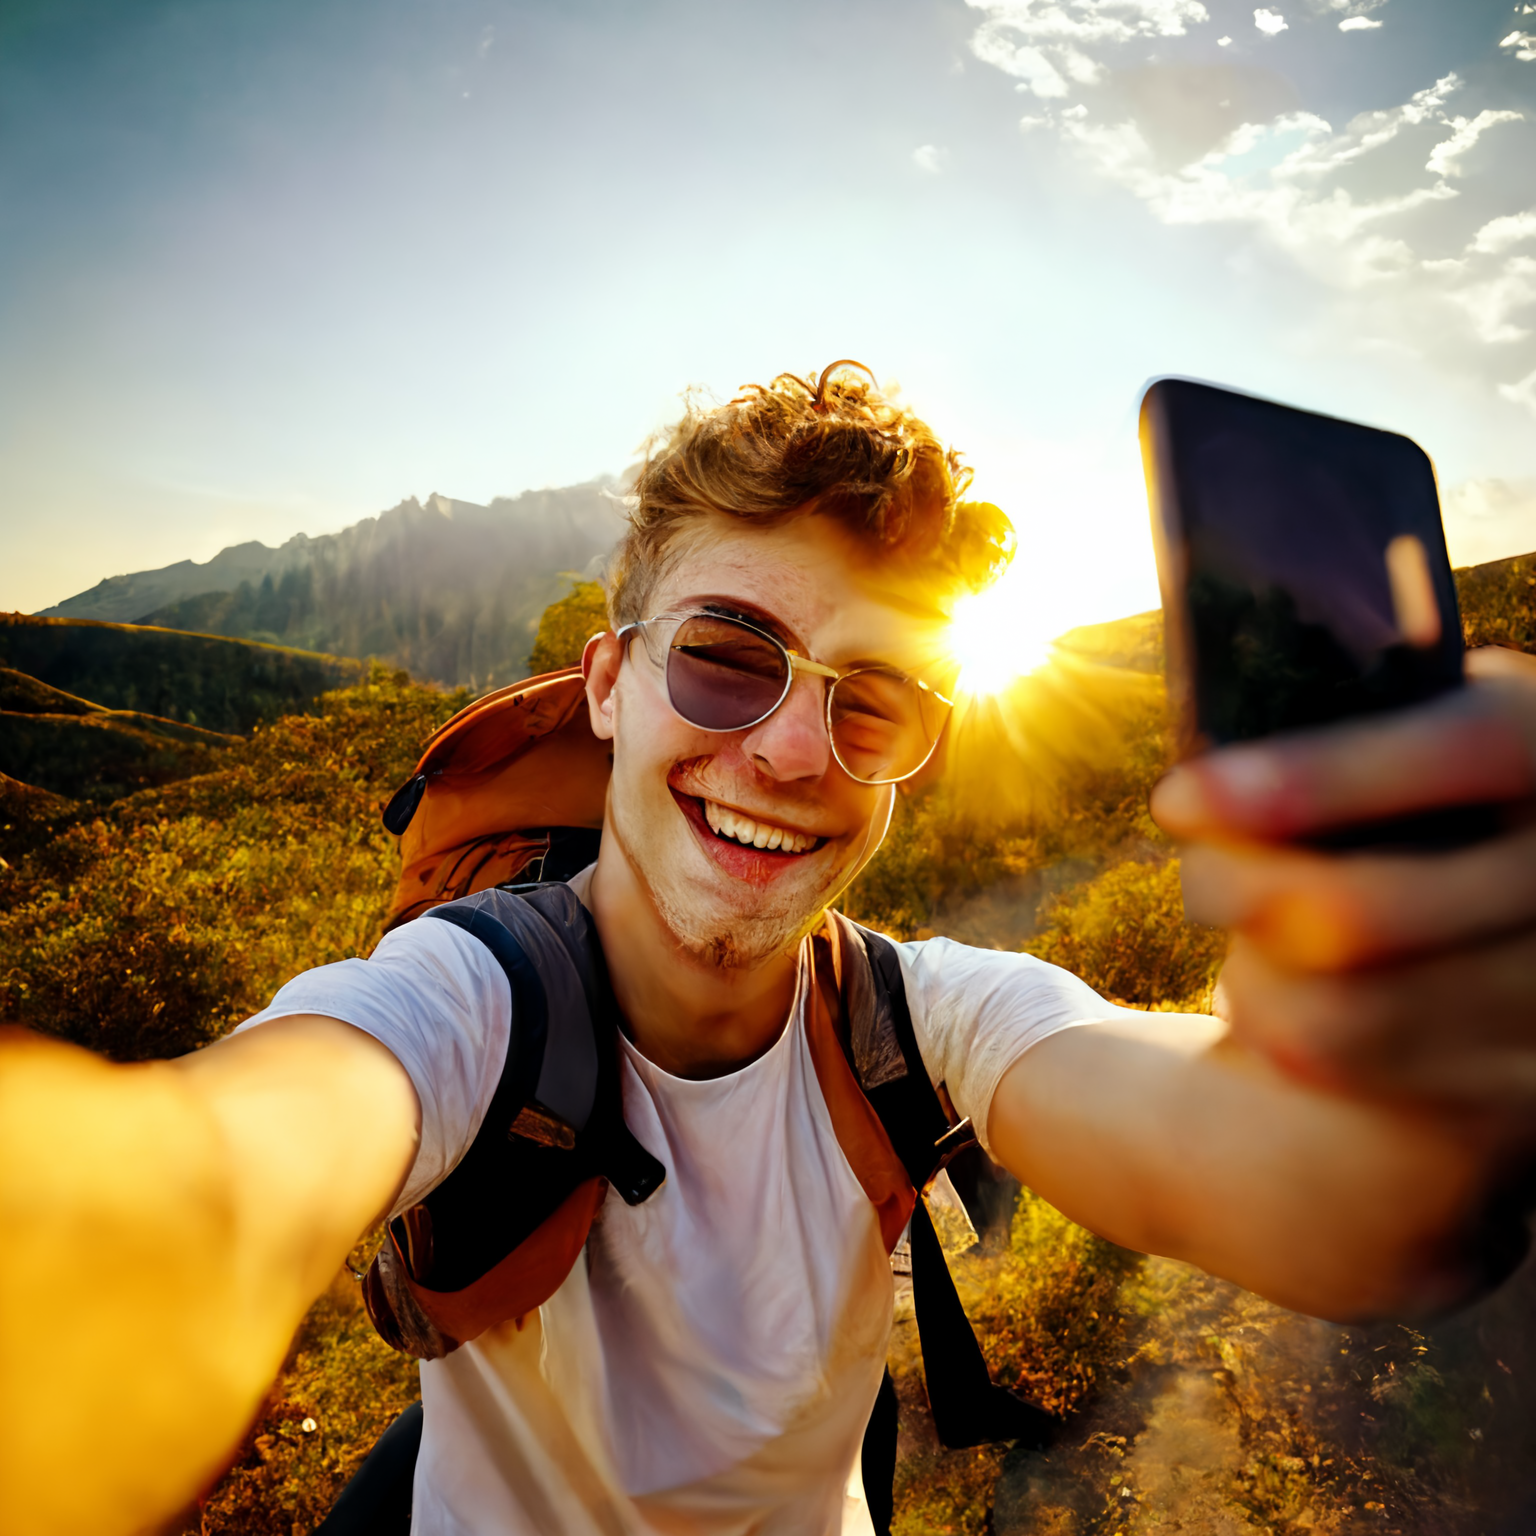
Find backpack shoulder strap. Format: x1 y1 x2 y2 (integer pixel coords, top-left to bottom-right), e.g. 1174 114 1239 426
821 911 1056 1466
830 915 962 1187
361 886 663 1359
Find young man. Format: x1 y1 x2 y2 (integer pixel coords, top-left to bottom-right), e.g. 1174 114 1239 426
4 365 1536 1536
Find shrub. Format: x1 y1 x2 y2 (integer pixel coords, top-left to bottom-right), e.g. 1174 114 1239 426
841 786 1042 941
963 1188 1147 1419
527 579 609 675
890 1187 1148 1534
1024 858 1226 1010
0 667 465 1061
1458 551 1536 655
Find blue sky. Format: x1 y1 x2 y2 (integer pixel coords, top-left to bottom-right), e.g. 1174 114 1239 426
2 0 1533 637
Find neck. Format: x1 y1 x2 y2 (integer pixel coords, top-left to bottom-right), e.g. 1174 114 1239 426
586 841 804 1081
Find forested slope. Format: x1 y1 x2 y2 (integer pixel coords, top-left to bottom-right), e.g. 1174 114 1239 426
42 483 624 690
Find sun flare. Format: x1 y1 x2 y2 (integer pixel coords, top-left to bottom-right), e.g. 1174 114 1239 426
946 578 1058 696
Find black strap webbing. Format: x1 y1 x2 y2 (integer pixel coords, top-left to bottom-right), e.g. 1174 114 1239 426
860 1370 899 1536
909 1201 1055 1449
427 904 548 1114
855 927 1055 1533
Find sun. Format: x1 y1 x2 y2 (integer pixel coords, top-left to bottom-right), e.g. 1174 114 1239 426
946 576 1058 696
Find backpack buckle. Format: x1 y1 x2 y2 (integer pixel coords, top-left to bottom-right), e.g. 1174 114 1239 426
932 1116 976 1162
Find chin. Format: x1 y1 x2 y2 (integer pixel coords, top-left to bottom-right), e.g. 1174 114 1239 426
606 759 876 972
632 821 838 969
654 854 836 970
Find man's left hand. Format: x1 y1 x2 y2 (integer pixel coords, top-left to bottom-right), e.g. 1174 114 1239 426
1151 647 1536 1116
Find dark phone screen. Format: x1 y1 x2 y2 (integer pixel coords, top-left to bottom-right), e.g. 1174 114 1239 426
1141 379 1484 849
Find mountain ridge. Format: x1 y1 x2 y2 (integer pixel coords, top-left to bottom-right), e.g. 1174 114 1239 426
41 482 626 689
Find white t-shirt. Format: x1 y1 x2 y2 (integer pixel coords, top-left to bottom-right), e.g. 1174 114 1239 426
238 875 1114 1535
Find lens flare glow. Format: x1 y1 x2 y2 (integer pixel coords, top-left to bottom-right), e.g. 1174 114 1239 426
947 579 1058 696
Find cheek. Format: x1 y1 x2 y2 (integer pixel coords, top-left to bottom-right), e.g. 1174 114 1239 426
609 681 702 812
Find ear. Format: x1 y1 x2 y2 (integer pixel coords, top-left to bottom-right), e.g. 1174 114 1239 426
584 631 623 743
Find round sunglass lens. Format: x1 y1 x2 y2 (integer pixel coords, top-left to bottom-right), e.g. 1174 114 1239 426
666 614 789 730
829 670 948 783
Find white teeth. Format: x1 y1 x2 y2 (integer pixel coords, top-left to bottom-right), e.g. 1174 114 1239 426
702 799 817 854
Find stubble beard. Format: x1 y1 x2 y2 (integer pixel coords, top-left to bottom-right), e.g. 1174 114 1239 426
648 874 824 971
615 794 840 971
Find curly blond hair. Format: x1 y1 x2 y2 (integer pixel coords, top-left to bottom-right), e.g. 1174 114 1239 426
607 361 1014 624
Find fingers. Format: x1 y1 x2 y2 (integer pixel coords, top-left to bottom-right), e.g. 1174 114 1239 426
1156 654 1536 1122
1466 645 1536 684
1219 931 1536 1110
1151 682 1535 844
1180 823 1536 968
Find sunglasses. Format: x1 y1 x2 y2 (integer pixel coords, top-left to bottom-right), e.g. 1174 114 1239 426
616 609 952 786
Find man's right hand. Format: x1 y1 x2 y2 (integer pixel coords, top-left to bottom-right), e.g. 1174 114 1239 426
0 1016 418 1536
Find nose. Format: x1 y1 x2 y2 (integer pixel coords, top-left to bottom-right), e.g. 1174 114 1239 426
739 672 832 782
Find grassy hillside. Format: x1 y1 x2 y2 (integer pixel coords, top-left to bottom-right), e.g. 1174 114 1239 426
0 665 102 715
1458 547 1536 652
0 711 237 802
0 614 364 733
0 771 75 864
2 549 1533 1532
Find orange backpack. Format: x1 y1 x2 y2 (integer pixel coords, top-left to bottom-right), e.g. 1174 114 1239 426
382 668 607 930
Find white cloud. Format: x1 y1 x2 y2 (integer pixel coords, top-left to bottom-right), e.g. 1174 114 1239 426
990 42 1071 96
1442 477 1536 563
1046 78 1477 290
965 0 1208 99
1472 211 1536 256
964 8 1536 417
1312 0 1389 20
1501 31 1536 62
1500 367 1536 418
1217 34 1232 45
1425 109 1524 177
912 144 948 173
1450 257 1536 344
1254 9 1288 35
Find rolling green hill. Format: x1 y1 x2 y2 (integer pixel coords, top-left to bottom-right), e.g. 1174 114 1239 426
0 711 239 804
0 614 365 734
0 617 370 807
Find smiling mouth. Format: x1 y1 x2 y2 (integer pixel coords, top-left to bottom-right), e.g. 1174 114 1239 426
701 798 821 854
667 783 826 862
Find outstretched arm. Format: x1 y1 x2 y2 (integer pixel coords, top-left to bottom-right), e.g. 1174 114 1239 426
0 1016 419 1536
986 1010 1492 1320
987 653 1536 1322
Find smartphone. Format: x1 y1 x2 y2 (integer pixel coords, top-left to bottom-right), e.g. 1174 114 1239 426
1140 377 1490 850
